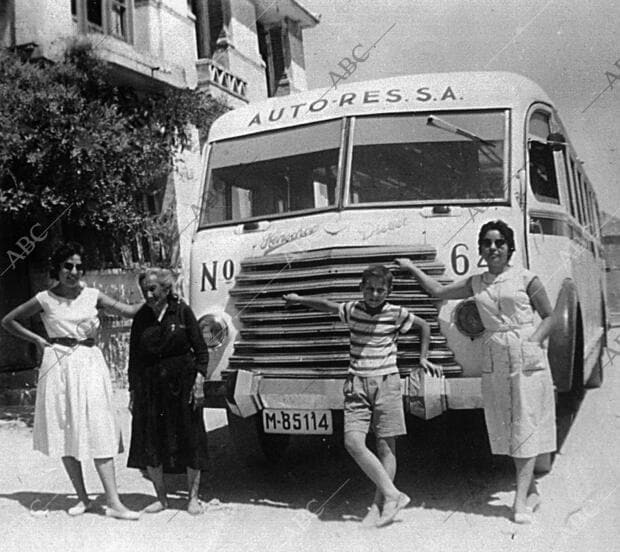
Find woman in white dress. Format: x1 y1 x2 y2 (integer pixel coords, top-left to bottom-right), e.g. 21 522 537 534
2 242 144 520
396 220 557 523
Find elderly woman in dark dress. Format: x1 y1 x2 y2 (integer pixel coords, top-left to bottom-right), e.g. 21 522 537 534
127 268 210 515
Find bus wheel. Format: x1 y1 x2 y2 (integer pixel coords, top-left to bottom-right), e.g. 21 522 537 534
557 315 584 414
226 409 290 465
548 280 579 393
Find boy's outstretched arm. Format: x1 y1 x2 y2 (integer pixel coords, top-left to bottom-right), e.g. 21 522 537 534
411 316 442 377
283 293 340 314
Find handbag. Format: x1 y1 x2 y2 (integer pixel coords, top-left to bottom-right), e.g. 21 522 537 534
406 367 447 420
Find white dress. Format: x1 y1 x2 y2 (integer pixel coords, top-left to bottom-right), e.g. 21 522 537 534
33 287 122 460
471 266 557 458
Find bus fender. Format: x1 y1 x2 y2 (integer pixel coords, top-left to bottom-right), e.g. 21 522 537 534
547 279 579 393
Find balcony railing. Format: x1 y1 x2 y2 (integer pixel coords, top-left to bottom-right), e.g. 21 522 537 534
197 59 248 101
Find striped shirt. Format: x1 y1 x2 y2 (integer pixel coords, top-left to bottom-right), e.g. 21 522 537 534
338 301 417 377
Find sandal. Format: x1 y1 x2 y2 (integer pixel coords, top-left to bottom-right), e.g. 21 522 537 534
526 493 542 512
67 501 93 517
513 507 534 524
360 503 381 528
187 499 205 516
104 507 140 521
376 493 410 528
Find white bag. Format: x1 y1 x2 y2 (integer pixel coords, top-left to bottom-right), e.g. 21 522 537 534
406 368 447 420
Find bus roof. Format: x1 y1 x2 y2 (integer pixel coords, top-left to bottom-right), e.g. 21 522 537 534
207 71 553 142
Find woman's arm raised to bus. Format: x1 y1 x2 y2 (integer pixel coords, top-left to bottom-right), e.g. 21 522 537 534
283 293 340 314
395 258 473 300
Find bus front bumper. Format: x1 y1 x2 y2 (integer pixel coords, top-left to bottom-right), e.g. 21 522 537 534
215 370 483 420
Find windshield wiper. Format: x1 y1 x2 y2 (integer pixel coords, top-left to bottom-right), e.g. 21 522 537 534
426 115 496 148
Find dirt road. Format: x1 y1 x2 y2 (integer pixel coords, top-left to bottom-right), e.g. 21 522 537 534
2 331 620 552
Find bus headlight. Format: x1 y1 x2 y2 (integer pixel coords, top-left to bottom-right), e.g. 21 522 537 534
198 313 229 348
454 299 485 338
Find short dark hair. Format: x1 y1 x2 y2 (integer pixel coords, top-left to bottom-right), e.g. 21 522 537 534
361 264 393 289
478 220 516 260
49 242 84 279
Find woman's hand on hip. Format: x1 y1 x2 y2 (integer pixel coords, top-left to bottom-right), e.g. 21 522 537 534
35 336 51 355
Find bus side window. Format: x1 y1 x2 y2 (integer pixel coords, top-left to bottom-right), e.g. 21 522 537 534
585 185 596 236
592 192 602 237
553 147 572 213
568 157 579 220
576 171 588 228
571 161 585 225
528 141 560 204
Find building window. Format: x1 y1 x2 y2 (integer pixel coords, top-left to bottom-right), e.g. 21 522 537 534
72 0 132 43
258 22 288 97
87 0 104 31
208 0 224 54
192 0 226 59
109 0 128 39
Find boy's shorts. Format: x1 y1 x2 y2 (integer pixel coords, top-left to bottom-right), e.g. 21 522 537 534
343 373 406 438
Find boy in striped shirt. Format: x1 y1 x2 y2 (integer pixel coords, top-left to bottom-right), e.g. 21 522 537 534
284 264 435 527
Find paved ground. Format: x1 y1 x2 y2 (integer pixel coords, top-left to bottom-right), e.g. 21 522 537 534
1 331 620 552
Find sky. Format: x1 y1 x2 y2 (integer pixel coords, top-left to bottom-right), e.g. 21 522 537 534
300 0 620 215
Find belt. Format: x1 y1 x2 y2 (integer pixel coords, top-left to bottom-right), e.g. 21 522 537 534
491 321 534 333
49 337 96 347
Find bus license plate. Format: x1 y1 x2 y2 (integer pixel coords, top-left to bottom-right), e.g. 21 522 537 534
262 409 333 434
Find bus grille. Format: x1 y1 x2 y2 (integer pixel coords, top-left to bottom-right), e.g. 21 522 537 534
226 245 461 378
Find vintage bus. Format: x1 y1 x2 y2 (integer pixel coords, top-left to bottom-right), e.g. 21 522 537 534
191 72 607 462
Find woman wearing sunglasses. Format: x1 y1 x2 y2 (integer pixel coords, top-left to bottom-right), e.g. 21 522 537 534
396 220 556 524
1 242 144 520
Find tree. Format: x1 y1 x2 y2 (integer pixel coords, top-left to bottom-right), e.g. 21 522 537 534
0 40 228 266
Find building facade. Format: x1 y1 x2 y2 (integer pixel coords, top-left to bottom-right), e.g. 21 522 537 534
0 0 319 375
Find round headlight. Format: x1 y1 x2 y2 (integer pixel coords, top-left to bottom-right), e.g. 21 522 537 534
198 314 229 348
454 299 485 338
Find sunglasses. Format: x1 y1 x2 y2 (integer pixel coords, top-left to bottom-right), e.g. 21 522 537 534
63 262 84 272
480 238 507 249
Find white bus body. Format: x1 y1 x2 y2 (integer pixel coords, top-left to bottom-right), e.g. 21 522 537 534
190 72 607 459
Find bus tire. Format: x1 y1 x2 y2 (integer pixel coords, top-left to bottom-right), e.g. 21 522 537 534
226 409 290 465
548 280 579 394
558 310 585 413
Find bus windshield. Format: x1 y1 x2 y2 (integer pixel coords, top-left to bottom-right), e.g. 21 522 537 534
349 111 507 205
200 110 507 227
200 119 342 226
